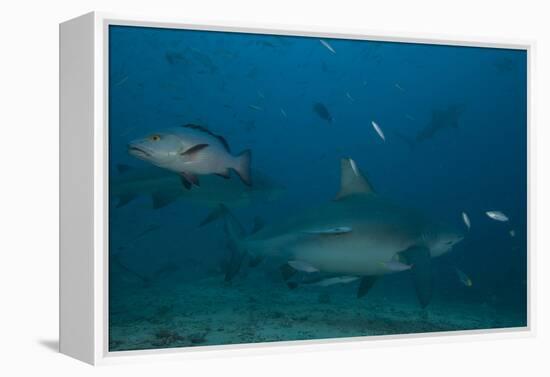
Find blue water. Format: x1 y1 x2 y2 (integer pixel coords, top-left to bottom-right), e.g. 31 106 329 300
108 25 527 351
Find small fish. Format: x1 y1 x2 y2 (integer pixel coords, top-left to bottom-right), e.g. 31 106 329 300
319 39 336 54
288 260 319 273
313 102 333 123
114 75 129 87
248 104 263 111
313 276 359 287
382 261 412 272
455 268 473 287
280 108 287 118
346 92 355 102
304 226 352 235
462 212 471 230
509 229 516 237
486 211 509 222
394 83 405 92
128 124 252 189
257 90 265 99
371 121 385 141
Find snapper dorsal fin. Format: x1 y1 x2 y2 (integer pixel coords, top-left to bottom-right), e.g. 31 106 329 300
182 124 231 152
335 158 376 200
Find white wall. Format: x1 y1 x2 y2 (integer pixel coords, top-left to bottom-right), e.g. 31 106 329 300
1 0 548 375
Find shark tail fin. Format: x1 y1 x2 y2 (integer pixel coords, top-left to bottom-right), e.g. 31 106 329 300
209 204 249 282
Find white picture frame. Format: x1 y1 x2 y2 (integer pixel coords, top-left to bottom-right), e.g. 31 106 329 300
59 11 534 365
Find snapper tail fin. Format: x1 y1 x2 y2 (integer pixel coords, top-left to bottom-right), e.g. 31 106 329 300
233 149 252 186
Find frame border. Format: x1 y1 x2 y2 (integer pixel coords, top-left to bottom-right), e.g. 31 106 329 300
88 11 534 365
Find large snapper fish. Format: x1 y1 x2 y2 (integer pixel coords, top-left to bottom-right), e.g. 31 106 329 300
128 124 251 189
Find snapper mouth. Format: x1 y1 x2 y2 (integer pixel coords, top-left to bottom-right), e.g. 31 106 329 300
127 145 152 159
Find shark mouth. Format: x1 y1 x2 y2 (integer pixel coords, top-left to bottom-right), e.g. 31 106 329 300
128 146 152 158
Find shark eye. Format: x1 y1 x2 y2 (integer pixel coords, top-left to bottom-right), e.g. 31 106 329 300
149 134 161 142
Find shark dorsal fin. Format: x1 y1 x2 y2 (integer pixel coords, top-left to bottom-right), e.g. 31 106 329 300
335 158 375 200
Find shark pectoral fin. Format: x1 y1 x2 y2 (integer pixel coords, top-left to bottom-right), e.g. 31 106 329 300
303 226 352 235
180 172 199 189
116 194 137 208
151 191 180 209
401 246 433 308
357 276 378 298
280 263 297 281
179 174 192 189
335 158 376 200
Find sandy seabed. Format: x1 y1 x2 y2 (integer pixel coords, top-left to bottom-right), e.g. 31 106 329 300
109 271 525 351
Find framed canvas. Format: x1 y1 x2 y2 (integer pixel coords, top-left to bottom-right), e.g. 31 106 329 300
59 12 533 365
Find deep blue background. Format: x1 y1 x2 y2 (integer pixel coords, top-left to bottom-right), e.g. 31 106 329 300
109 25 527 322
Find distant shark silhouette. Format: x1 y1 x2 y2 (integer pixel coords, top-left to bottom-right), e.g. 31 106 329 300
394 104 464 149
205 158 464 308
111 164 285 210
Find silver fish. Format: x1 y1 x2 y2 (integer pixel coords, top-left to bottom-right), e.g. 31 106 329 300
128 124 251 189
313 276 359 287
371 120 385 141
394 83 405 92
486 211 509 222
319 39 336 54
382 260 412 272
248 104 263 111
462 212 471 230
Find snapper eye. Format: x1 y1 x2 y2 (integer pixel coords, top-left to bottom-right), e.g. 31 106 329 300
149 134 161 142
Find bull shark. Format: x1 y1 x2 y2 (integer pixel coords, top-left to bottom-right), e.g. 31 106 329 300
416 104 464 143
213 158 464 307
393 104 465 150
110 164 285 210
